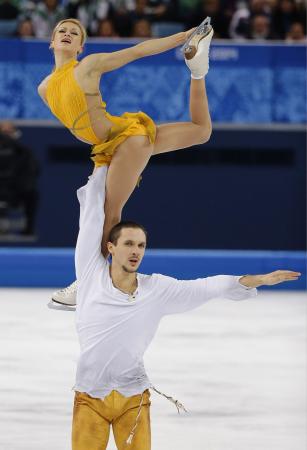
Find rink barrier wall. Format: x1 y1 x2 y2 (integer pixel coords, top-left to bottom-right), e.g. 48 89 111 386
5 126 307 251
0 248 305 290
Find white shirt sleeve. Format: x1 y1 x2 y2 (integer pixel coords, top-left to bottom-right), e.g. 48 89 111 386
156 274 257 315
75 167 108 281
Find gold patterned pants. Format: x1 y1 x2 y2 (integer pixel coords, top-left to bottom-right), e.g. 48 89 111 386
72 389 151 450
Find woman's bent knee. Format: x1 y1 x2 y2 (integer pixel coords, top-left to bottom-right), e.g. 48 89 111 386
197 124 212 144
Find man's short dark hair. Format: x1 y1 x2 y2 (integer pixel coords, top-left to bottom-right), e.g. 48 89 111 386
108 221 147 245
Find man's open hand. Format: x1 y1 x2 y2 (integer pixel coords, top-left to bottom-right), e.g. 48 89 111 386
239 270 301 288
261 270 301 285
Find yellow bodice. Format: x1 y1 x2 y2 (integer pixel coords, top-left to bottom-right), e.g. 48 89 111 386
46 59 106 144
45 59 156 167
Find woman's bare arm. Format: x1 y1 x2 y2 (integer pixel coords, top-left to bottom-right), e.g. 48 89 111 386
37 75 51 106
82 30 193 75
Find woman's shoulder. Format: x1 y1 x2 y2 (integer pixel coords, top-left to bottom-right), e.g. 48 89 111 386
38 74 52 92
37 74 52 103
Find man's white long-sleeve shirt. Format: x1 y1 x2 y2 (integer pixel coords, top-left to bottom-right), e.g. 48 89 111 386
74 167 257 399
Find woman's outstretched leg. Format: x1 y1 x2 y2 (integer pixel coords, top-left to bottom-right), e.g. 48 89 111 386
153 78 212 155
103 22 214 250
153 25 214 155
102 135 153 255
190 77 211 129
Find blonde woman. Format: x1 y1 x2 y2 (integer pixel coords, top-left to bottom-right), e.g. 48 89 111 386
39 17 214 307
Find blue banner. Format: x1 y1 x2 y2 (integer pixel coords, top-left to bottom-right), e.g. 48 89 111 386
0 38 305 123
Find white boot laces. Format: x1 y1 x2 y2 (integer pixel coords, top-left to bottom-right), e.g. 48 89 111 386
59 280 78 296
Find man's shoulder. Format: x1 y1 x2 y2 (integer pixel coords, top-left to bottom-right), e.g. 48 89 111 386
89 254 110 279
138 272 177 288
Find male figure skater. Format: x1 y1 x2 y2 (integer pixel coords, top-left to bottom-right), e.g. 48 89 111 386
70 164 300 450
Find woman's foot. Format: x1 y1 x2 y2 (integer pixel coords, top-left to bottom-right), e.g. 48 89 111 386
183 17 214 79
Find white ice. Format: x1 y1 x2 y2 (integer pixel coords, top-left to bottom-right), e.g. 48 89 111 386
0 289 306 450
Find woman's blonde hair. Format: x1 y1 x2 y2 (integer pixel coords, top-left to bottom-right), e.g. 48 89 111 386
51 18 87 47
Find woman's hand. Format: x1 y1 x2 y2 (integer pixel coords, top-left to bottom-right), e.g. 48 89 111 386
184 28 196 42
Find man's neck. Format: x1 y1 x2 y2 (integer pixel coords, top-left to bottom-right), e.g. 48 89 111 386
110 265 137 295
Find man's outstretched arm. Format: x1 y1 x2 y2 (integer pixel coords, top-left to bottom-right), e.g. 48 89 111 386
159 270 301 315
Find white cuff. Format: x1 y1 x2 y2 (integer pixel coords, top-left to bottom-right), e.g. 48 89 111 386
237 275 254 290
191 74 205 80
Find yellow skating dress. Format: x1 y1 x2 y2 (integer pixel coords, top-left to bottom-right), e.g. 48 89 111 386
46 59 156 166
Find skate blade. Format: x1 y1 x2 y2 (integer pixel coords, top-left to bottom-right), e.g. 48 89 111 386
182 17 212 60
47 300 76 312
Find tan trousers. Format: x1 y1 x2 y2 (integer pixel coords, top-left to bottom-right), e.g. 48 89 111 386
72 389 151 450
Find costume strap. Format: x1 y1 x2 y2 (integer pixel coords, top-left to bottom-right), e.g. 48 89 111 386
150 384 188 414
126 391 145 446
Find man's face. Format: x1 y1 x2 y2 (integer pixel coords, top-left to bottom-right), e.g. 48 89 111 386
108 228 146 273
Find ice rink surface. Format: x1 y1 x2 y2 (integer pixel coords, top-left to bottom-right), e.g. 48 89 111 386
0 288 306 450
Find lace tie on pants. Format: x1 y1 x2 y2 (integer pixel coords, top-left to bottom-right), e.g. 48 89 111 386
126 385 187 445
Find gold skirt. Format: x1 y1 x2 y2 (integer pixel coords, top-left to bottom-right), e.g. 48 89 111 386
91 111 156 167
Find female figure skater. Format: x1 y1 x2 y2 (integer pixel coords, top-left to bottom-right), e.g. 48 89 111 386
39 17 214 307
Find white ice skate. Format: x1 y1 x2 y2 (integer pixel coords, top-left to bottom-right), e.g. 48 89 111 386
48 280 77 311
183 17 214 79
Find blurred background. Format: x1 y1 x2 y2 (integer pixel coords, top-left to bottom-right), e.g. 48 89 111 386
0 0 306 287
0 2 306 450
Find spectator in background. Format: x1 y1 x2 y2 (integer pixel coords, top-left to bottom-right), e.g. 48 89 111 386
0 0 19 36
0 121 39 236
146 0 170 21
229 0 272 39
129 0 152 21
16 17 35 36
109 0 135 10
247 13 273 39
110 0 168 37
66 0 111 36
108 0 134 37
23 0 65 38
129 0 168 23
131 16 151 37
271 0 305 39
177 0 200 24
286 21 306 41
0 0 19 19
96 17 119 37
188 0 233 38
